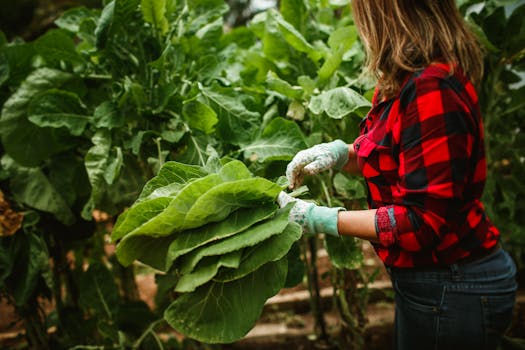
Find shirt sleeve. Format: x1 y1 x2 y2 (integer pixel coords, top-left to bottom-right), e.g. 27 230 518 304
375 74 476 251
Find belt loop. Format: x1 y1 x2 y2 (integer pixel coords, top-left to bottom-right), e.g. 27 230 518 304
450 263 460 281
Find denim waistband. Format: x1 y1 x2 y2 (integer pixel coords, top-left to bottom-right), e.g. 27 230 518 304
387 248 517 285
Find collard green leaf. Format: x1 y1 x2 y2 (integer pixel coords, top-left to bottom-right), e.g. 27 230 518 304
280 0 307 32
82 130 112 220
164 258 287 344
165 204 277 269
34 29 83 65
111 197 172 241
27 89 89 136
3 232 52 306
309 86 371 119
78 262 120 319
318 26 358 82
3 42 35 86
137 165 206 202
2 156 75 225
200 86 260 145
177 206 291 274
324 235 363 270
141 0 169 35
176 134 215 166
182 177 281 229
124 174 223 237
104 146 123 185
0 68 75 166
175 250 242 292
93 101 124 129
284 242 304 288
182 99 218 134
95 0 115 48
266 71 304 99
215 222 301 282
267 9 320 61
121 161 268 237
240 117 307 163
0 49 8 87
116 234 174 269
55 7 99 33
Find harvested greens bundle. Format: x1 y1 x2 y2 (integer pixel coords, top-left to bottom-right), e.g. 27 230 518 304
111 158 302 343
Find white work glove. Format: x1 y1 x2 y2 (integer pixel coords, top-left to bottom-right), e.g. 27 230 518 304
286 140 349 189
277 192 345 236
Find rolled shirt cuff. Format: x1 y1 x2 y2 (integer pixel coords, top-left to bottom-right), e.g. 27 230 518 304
375 206 397 246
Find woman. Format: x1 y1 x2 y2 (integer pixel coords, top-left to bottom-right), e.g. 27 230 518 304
277 0 517 349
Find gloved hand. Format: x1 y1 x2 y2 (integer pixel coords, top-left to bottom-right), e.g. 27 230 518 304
286 140 349 189
277 192 345 236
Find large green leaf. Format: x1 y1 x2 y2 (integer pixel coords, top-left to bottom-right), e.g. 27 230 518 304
240 117 307 163
137 161 208 201
55 7 99 33
182 99 218 134
116 234 174 270
200 86 261 145
266 71 304 99
215 222 302 282
122 161 275 237
0 48 8 87
182 177 282 229
82 130 112 220
111 197 172 241
309 86 372 119
177 207 291 274
165 204 277 268
2 156 75 225
8 232 53 307
27 89 89 136
141 0 169 35
174 250 242 292
280 0 307 33
164 258 288 344
34 29 83 65
116 174 222 245
318 26 358 82
324 235 363 270
268 9 319 60
0 68 75 166
78 262 120 319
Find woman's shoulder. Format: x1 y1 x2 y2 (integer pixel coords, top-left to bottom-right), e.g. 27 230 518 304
398 63 476 107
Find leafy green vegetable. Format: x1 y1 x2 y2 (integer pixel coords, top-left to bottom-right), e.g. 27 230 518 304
164 258 288 344
166 204 277 267
215 222 302 282
177 206 291 274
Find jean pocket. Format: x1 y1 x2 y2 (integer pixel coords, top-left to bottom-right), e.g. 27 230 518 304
394 280 443 314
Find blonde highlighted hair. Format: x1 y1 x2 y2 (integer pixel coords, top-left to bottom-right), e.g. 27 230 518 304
351 0 484 99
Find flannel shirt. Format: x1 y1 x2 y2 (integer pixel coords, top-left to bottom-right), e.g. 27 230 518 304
354 63 500 267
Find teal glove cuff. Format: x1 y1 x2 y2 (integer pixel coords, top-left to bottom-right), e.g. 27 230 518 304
326 139 349 170
307 205 346 237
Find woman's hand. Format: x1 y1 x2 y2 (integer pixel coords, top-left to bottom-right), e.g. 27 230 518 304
276 192 344 236
286 140 349 189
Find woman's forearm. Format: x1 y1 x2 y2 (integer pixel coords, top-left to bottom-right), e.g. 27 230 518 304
337 209 379 243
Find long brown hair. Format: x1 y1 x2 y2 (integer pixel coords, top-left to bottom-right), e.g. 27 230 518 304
351 0 484 99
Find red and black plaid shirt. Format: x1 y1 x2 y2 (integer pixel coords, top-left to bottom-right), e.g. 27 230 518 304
354 63 499 268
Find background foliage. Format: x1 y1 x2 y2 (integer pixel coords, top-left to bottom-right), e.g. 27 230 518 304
0 0 523 349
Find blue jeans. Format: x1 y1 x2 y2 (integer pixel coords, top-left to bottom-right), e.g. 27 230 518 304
389 248 517 350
